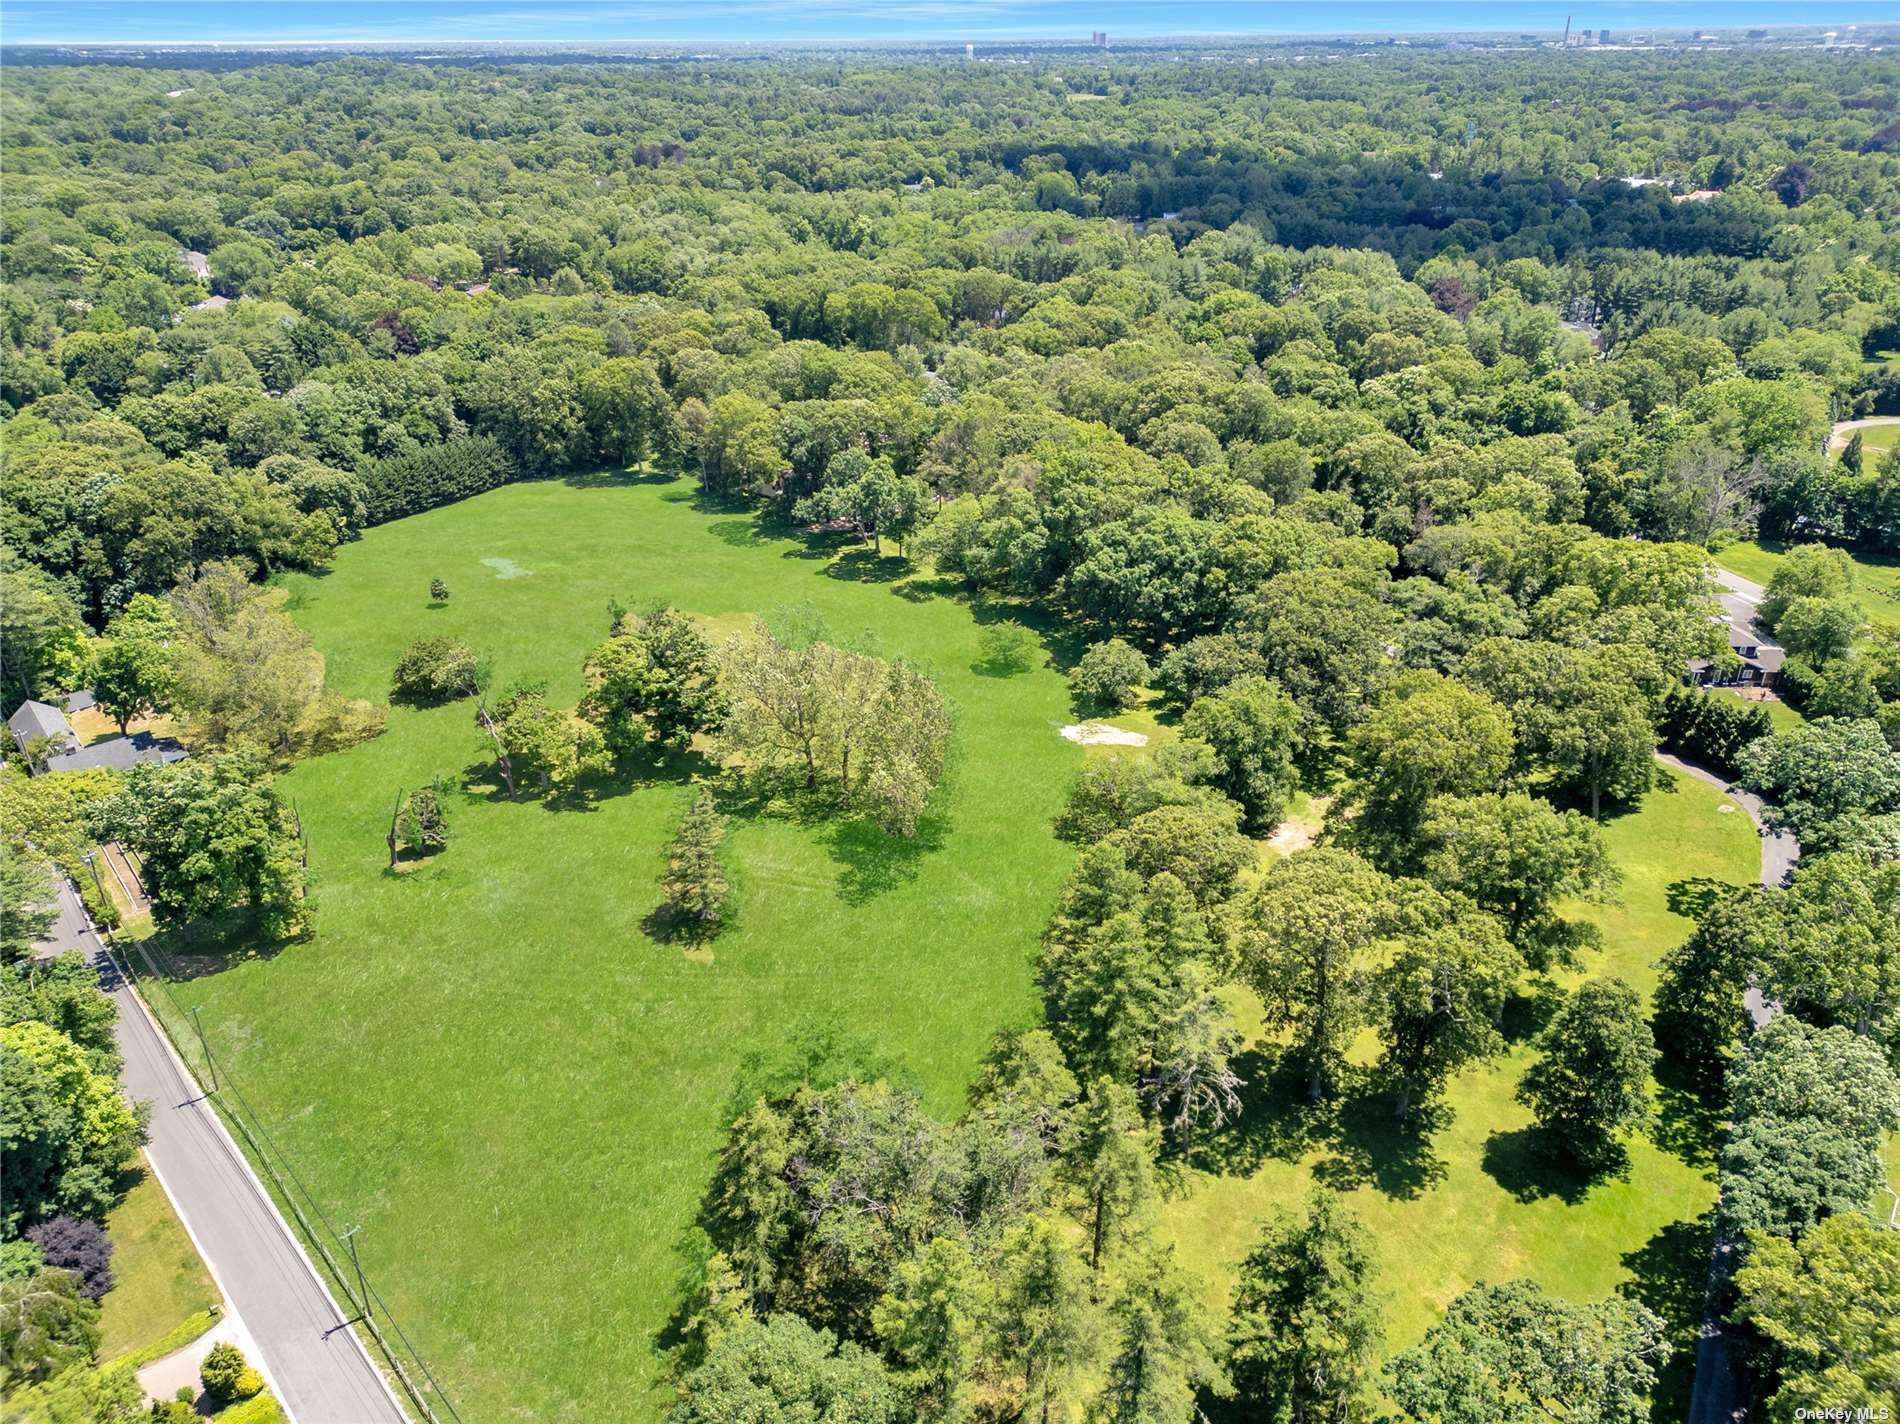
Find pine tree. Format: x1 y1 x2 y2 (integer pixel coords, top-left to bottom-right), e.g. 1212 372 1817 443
1228 1190 1385 1423
662 787 729 938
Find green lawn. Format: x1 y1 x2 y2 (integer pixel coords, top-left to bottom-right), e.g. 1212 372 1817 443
1712 687 1804 734
96 1164 219 1361
1715 538 1900 633
154 475 1083 1422
1159 764 1760 1417
1838 419 1900 459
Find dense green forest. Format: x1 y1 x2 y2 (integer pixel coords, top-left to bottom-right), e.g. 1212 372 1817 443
4 44 1900 1424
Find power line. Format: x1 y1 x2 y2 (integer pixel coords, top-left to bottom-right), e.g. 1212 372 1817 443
111 919 465 1424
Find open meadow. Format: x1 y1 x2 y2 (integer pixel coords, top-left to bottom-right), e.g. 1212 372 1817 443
155 473 1082 1419
1716 537 1900 633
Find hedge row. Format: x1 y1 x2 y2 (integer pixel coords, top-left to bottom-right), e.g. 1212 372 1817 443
1657 684 1774 777
361 435 518 526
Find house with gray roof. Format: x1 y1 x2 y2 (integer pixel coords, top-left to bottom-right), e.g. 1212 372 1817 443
1686 591 1786 690
5 697 187 775
7 699 78 760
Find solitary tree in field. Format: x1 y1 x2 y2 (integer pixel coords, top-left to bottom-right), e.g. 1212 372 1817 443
1515 978 1655 1171
429 578 449 603
660 787 729 939
1373 914 1521 1121
403 784 449 855
975 620 1040 675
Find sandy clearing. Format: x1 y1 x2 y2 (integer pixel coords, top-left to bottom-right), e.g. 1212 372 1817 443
1059 722 1149 747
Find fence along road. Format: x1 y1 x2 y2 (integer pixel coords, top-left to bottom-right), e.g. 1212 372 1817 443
69 879 413 1424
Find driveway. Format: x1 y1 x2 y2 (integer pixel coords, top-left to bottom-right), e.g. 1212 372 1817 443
1658 751 1798 1424
1828 415 1900 453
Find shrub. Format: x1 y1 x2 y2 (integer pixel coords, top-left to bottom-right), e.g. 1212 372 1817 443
1068 638 1150 712
24 1217 113 1300
391 637 480 703
402 784 450 854
200 1341 249 1402
974 620 1039 674
429 578 449 603
233 1366 265 1400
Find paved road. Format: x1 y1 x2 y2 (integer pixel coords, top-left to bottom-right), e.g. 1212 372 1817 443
52 884 411 1424
1662 739 1798 1424
1710 565 1767 605
1828 415 1900 453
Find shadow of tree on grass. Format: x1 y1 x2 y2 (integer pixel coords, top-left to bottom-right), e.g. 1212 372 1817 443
824 811 949 905
1665 876 1736 922
132 909 296 983
1619 1212 1716 1423
1651 1051 1727 1170
1500 981 1566 1044
1185 1045 1333 1177
1311 1087 1452 1201
1481 1125 1626 1205
829 548 911 583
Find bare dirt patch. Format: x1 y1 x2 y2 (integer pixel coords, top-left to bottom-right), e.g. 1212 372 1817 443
1059 722 1149 747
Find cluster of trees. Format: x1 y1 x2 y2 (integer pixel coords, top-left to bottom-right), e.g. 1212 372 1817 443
88 753 310 939
670 1029 1671 1424
0 954 147 1395
1651 832 1898 1408
717 618 951 837
667 616 1674 1417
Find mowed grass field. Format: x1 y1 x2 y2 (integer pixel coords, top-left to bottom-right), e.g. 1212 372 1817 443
160 475 1081 1421
1159 764 1760 1418
1717 538 1900 632
151 474 1760 1421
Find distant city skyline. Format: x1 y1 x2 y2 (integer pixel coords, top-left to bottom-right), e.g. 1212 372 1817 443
4 0 1893 47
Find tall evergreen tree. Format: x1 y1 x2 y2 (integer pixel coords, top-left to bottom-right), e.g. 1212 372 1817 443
660 787 730 939
1227 1190 1386 1423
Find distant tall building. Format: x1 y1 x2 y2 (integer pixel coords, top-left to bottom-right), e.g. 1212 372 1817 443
965 42 974 58
1091 31 1108 47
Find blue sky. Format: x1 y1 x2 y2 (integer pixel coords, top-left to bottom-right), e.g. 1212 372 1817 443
2 0 1885 45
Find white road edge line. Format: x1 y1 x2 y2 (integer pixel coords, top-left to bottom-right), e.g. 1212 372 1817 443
84 896 413 1424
